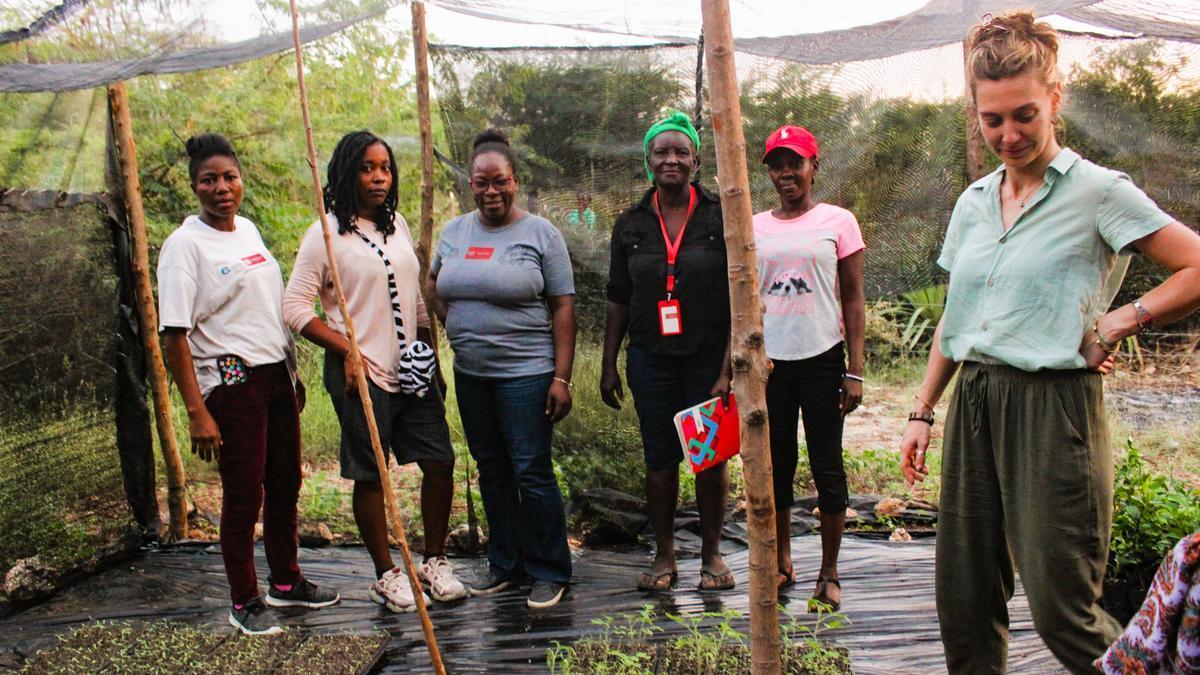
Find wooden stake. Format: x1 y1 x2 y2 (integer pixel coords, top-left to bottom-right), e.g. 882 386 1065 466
106 80 189 543
963 39 988 182
287 4 445 674
698 1 781 673
411 0 437 338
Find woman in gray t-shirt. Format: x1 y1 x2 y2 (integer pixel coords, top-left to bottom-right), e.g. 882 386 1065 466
425 128 577 609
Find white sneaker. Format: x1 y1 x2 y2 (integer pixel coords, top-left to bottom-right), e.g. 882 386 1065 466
419 556 469 602
368 567 429 613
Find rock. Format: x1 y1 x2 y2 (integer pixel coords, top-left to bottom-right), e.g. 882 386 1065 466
254 523 264 541
299 522 334 548
875 497 905 519
889 527 913 542
446 523 486 554
3 557 60 603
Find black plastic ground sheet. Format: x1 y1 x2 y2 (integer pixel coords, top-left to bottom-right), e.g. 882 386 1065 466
0 536 1065 674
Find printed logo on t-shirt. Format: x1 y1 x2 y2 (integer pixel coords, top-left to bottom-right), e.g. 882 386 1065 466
498 243 538 266
242 252 267 266
767 270 813 297
219 265 232 275
465 246 494 260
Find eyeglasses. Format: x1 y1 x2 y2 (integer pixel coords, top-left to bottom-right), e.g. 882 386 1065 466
469 177 513 193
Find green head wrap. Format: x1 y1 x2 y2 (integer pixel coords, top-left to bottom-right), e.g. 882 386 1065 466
643 110 700 181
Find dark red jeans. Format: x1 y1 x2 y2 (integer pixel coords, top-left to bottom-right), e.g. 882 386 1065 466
205 361 301 605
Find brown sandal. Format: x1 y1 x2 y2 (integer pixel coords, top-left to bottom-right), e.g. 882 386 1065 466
698 564 736 591
808 576 841 612
636 567 677 592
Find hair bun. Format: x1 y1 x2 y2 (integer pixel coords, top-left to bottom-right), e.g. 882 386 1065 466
185 133 236 160
472 128 510 149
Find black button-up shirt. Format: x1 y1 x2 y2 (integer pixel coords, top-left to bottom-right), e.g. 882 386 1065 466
606 183 730 355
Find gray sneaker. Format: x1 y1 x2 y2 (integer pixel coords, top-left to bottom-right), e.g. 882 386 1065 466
229 597 283 635
265 576 340 609
527 580 567 609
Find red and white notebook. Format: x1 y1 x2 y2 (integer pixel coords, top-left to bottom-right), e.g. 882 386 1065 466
673 394 740 473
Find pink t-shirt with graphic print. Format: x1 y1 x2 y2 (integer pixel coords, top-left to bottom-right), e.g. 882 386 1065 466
753 203 865 361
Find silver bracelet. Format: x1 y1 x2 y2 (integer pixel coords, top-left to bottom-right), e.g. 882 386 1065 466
843 373 865 383
553 376 574 389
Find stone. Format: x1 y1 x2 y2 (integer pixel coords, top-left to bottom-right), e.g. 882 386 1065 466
889 527 913 542
875 497 905 519
446 523 487 554
299 522 334 548
3 557 60 603
253 523 264 541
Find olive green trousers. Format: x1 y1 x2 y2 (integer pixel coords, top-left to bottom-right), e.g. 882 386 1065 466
936 363 1122 674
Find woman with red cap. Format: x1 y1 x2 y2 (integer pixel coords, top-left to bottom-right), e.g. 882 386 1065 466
754 124 865 610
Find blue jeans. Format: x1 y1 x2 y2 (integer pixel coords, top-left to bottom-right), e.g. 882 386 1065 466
453 370 571 584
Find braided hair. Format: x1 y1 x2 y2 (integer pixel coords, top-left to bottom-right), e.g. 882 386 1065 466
324 130 398 240
185 133 239 183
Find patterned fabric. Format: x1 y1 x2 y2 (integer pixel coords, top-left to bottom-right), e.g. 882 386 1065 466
1097 532 1200 674
352 228 434 398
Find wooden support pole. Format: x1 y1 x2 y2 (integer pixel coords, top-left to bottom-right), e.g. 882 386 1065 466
963 39 988 182
106 80 189 543
698 1 781 673
412 0 437 338
287 4 446 673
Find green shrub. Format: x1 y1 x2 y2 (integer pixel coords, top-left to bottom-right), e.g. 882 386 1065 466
1109 439 1200 578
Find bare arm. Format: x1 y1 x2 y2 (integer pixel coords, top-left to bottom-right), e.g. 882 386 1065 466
600 300 630 409
162 328 222 462
899 318 960 485
545 294 578 422
423 271 448 325
838 250 866 415
1085 221 1200 366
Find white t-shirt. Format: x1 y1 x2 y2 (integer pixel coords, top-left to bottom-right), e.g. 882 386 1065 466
157 215 291 398
753 203 866 361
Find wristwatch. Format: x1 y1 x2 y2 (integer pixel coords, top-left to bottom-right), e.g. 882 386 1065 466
908 411 935 425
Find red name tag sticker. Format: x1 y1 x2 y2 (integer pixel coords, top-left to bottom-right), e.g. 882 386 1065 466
242 253 267 266
658 299 682 336
465 246 495 260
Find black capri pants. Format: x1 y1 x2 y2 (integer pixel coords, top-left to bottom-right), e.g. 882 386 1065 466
766 342 848 514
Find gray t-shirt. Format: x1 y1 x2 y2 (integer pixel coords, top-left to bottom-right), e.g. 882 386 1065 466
431 211 575 378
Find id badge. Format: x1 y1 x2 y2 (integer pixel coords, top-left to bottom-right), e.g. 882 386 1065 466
658 299 682 336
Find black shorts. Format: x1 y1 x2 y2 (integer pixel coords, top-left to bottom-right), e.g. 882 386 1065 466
323 352 454 482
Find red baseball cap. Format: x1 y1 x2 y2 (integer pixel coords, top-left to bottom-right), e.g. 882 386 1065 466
762 125 819 162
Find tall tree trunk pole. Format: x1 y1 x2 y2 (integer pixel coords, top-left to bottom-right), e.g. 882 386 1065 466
698 1 780 673
106 80 188 543
411 0 436 329
287 4 446 674
963 39 988 182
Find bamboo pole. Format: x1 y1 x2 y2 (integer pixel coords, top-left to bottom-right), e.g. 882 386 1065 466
106 81 189 543
963 39 988 182
698 1 781 673
287 4 446 673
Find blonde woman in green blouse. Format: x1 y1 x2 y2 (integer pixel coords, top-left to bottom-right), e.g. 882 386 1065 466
899 11 1200 675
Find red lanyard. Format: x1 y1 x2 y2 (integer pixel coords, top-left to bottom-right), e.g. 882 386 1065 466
654 185 697 297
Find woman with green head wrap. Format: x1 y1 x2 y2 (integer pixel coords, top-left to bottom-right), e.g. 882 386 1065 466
601 110 735 592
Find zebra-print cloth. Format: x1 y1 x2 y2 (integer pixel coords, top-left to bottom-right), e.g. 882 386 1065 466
351 228 435 398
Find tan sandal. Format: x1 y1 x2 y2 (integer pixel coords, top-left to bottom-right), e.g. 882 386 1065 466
636 567 677 592
808 576 841 612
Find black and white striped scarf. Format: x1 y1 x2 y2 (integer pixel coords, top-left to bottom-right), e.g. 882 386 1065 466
352 228 435 398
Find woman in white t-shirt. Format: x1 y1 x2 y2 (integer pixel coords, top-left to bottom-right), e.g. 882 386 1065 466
283 130 465 613
158 134 339 636
753 125 866 611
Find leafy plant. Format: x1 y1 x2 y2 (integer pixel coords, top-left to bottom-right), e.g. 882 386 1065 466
1109 439 1200 578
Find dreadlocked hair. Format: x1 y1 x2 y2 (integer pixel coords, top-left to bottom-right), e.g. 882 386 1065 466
185 133 239 183
323 130 398 241
470 128 517 173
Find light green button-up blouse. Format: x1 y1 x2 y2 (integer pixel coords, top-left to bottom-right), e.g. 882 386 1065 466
937 148 1173 371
